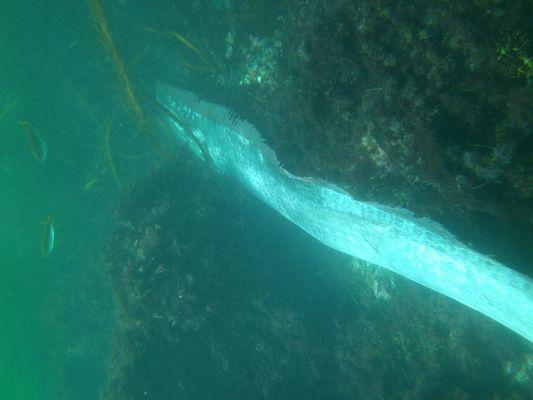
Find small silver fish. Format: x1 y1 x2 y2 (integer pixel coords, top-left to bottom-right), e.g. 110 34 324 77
19 120 47 163
41 214 55 256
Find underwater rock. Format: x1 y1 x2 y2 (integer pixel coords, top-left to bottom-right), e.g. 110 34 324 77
103 156 532 400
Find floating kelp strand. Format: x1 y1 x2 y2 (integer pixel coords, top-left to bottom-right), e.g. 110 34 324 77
88 0 160 150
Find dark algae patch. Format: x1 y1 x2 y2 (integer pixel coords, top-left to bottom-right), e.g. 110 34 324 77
254 0 533 275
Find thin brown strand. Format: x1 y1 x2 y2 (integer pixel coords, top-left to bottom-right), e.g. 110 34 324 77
89 0 159 150
102 117 123 191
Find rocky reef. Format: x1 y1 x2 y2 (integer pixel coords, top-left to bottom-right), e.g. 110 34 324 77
138 0 532 274
103 154 531 400
98 1 533 398
243 0 532 275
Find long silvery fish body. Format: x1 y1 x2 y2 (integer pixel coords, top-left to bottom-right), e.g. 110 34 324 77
156 83 533 343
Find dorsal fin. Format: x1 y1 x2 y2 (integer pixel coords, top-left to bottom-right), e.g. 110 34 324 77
157 83 279 165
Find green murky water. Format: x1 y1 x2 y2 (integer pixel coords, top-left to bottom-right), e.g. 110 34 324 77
1 1 531 399
1 1 134 398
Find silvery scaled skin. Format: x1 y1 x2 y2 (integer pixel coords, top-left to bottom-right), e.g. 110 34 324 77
157 83 533 343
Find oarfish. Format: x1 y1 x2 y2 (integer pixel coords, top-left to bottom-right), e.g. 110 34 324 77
157 83 533 343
